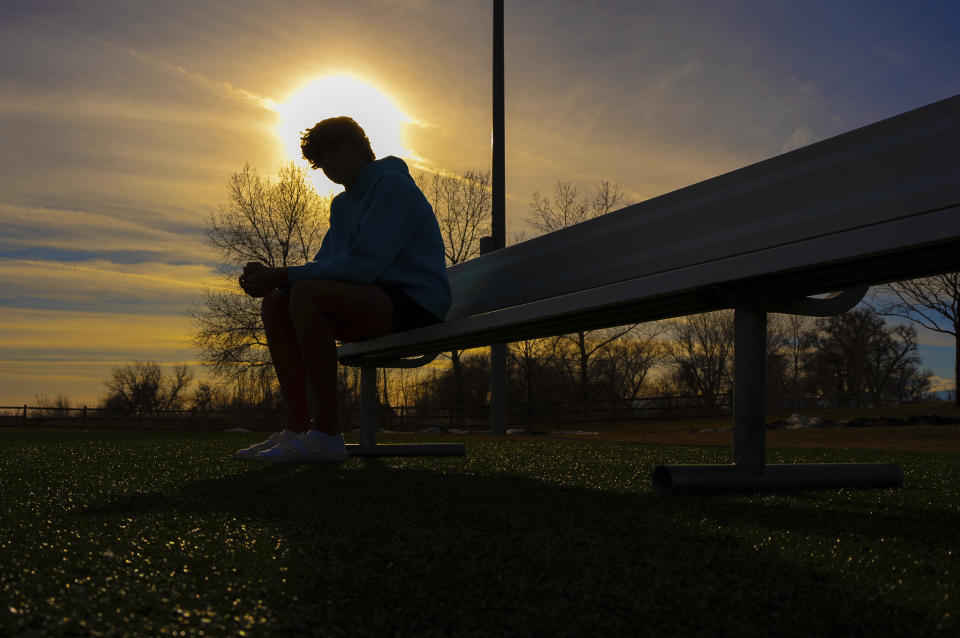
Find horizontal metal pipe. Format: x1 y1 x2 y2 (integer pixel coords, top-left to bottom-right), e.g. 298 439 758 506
346 444 466 457
652 463 903 495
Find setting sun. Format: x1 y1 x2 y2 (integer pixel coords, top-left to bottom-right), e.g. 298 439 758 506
274 75 415 192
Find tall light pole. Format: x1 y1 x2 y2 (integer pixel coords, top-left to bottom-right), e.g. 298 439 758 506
492 0 505 250
489 0 508 435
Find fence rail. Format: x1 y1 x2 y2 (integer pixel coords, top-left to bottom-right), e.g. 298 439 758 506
2 393 946 431
0 404 282 429
0 395 736 431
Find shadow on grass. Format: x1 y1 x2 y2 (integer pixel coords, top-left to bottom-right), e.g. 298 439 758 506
74 455 952 637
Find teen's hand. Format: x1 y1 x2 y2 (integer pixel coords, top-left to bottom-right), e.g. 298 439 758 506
239 262 286 298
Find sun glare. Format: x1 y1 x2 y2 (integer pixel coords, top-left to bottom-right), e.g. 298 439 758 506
275 75 415 193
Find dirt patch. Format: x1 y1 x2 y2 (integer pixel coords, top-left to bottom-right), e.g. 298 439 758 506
534 425 960 452
413 402 960 452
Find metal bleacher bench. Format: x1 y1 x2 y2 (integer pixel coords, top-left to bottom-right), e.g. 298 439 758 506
338 93 960 494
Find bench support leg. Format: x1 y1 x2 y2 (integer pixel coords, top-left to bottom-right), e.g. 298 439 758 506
346 363 466 458
359 364 377 449
489 342 508 435
651 308 902 494
733 308 767 474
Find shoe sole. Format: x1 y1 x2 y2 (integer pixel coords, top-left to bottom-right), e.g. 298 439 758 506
256 452 349 463
234 446 276 460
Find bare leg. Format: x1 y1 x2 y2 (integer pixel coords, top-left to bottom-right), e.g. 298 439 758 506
261 291 312 432
288 280 394 435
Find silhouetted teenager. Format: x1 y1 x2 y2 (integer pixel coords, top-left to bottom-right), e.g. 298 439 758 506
235 117 451 461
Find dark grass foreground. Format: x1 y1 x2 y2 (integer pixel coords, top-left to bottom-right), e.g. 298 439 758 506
1 429 957 637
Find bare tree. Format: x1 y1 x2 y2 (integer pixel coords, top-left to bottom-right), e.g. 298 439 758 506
508 336 563 431
592 325 668 400
412 352 491 415
668 311 736 406
206 163 329 269
526 180 637 411
189 381 230 412
870 274 960 406
33 393 74 415
590 180 631 217
557 326 638 410
417 170 491 265
528 181 588 233
765 314 818 413
190 282 266 378
527 180 630 234
866 324 926 404
415 169 491 421
805 307 931 407
190 163 330 387
101 361 194 414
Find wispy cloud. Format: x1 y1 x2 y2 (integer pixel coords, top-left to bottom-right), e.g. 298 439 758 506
123 46 277 112
0 307 195 354
0 258 235 316
914 331 957 348
3 258 226 292
0 203 211 264
780 127 816 153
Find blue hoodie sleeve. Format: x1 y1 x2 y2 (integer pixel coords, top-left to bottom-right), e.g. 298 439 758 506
286 179 421 285
313 223 333 261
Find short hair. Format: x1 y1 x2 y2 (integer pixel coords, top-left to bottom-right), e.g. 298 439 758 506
300 117 376 168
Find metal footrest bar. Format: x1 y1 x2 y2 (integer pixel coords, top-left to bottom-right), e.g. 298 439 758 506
652 307 902 495
651 463 903 495
346 443 466 457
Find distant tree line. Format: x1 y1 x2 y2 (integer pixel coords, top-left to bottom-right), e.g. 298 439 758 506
74 298 935 420
364 304 935 418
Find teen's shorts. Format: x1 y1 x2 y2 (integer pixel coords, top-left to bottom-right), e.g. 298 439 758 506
377 284 442 332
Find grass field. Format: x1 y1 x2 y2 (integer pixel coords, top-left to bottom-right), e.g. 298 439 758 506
1 427 958 637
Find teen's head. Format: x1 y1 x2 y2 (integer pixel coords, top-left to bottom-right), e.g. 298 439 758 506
300 117 375 176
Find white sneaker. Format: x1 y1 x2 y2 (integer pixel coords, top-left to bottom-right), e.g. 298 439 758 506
256 430 349 462
233 430 299 460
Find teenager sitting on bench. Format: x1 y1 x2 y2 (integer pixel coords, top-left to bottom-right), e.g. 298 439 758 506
235 116 451 461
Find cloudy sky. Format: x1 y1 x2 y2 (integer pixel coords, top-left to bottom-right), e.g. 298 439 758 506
1 0 958 406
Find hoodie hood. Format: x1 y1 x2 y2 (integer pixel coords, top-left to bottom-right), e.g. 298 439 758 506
350 156 412 199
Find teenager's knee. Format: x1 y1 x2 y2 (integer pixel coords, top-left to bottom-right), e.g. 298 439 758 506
288 280 329 324
261 291 290 324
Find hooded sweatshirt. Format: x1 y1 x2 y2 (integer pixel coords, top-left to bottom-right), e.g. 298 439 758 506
286 156 452 321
